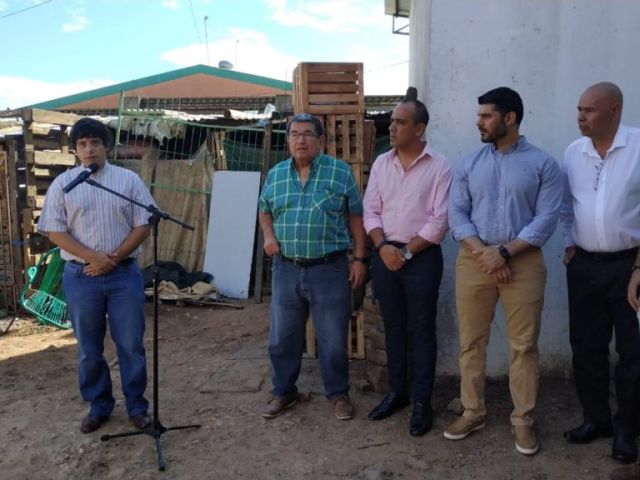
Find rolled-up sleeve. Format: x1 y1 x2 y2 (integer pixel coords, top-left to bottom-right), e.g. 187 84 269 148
362 159 382 233
417 161 452 243
448 163 479 241
559 154 576 248
516 157 563 246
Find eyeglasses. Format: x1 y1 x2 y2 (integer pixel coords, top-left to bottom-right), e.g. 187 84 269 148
288 132 319 141
593 161 604 191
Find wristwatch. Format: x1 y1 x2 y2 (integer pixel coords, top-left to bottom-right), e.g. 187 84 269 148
498 244 511 260
401 246 413 261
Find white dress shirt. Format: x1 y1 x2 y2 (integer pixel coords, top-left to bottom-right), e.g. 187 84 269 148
561 125 640 252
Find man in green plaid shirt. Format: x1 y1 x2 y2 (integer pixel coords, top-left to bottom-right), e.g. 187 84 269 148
258 113 367 421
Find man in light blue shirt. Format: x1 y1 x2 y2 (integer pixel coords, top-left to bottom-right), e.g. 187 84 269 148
445 87 562 456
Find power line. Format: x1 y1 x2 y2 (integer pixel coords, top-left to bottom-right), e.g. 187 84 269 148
0 0 54 20
187 0 202 43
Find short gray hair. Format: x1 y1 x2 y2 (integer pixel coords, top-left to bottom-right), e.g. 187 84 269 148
287 113 324 136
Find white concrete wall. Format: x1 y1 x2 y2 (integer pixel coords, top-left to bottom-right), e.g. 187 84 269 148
408 0 640 376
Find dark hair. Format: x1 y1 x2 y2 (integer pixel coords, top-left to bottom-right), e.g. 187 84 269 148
400 86 430 126
478 87 524 125
69 117 114 150
287 113 324 136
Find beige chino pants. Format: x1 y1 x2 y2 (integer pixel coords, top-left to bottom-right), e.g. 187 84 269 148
455 246 546 426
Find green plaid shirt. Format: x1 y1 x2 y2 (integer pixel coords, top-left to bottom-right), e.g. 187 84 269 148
259 153 363 259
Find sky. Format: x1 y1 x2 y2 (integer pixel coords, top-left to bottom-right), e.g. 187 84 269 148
0 0 409 110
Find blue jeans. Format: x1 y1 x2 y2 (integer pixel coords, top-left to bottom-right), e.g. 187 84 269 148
371 245 443 403
269 255 351 399
63 261 149 418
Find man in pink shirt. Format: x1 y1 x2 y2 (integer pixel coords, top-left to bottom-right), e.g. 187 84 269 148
363 88 452 436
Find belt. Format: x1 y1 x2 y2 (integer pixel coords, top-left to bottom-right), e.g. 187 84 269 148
575 247 638 261
68 257 136 266
280 250 347 267
387 241 407 248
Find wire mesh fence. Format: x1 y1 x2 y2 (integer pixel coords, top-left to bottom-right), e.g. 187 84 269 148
112 110 290 172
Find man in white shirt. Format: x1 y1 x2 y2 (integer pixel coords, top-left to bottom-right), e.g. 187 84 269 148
561 82 640 464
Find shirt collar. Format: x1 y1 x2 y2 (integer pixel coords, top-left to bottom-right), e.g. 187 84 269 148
288 152 323 175
391 141 432 169
581 125 628 157
490 135 527 155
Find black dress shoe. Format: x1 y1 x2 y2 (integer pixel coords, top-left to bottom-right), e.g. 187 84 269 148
409 402 433 437
80 414 109 434
368 393 410 420
612 432 639 464
563 421 613 444
131 412 152 430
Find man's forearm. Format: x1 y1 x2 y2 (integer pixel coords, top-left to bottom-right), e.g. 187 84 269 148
461 236 486 251
47 231 94 261
258 212 276 239
349 214 367 257
112 225 151 261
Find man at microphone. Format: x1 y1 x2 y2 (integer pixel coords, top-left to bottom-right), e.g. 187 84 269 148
38 117 155 434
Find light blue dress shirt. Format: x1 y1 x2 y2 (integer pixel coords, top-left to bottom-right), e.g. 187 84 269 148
449 136 562 247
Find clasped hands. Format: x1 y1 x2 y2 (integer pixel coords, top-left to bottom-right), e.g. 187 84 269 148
83 252 121 277
472 246 512 283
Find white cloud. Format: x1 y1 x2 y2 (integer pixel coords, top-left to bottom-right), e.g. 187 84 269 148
161 28 299 85
62 14 88 32
0 1 7 12
264 0 385 33
162 0 180 9
161 27 408 95
0 76 115 111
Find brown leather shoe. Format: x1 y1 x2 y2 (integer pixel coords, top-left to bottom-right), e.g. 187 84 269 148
332 395 354 420
80 414 109 434
262 395 296 419
514 425 539 455
130 412 152 430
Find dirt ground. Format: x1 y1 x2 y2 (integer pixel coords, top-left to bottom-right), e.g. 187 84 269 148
0 300 633 480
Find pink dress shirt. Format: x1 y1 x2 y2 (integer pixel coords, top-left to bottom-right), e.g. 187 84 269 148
363 142 452 244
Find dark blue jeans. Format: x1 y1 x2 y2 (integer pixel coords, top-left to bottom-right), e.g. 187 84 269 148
269 255 351 400
371 245 443 403
63 261 149 418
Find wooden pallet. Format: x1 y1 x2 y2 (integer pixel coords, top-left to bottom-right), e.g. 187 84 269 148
293 63 364 115
304 309 365 360
16 108 80 266
350 162 371 194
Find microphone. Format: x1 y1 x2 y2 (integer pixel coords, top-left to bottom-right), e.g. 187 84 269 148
63 163 99 193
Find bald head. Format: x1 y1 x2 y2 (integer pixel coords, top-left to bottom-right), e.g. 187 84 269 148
577 82 623 141
583 82 623 106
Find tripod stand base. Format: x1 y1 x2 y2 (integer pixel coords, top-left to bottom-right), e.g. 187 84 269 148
101 420 201 471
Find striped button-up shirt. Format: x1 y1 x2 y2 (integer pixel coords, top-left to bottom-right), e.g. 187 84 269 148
258 153 363 259
38 162 156 262
449 136 563 247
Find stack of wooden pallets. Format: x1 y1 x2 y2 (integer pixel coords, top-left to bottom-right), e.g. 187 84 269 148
19 109 80 267
293 62 376 360
293 62 374 193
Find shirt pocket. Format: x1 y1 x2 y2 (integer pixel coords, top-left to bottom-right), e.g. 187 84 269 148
312 187 345 214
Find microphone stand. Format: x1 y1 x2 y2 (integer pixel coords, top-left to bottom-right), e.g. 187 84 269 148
83 177 201 471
